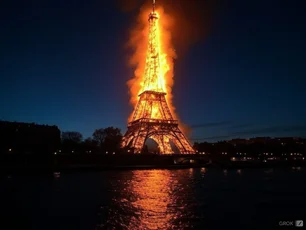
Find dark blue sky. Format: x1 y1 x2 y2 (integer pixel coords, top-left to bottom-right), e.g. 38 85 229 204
1 0 305 142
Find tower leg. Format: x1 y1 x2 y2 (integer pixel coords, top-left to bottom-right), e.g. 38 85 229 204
122 124 194 154
150 134 173 154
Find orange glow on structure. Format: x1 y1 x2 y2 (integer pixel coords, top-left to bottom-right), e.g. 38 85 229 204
127 5 177 122
121 1 195 154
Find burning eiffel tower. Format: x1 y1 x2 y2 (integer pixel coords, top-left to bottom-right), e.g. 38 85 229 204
121 0 195 154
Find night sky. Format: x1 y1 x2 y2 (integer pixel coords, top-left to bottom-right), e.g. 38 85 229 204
1 0 305 142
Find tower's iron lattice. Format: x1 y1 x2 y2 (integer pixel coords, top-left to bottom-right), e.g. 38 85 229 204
121 0 195 154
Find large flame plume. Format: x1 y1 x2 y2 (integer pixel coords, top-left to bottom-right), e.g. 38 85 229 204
119 0 217 136
127 5 177 122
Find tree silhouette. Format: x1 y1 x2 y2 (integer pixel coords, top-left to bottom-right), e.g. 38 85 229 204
82 137 98 152
92 128 105 148
61 131 83 152
62 131 83 143
93 127 122 153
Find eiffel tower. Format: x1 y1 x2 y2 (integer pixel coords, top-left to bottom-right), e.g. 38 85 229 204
121 0 195 154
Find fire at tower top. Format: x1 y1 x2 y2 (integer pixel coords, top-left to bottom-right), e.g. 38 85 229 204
149 0 158 20
140 0 169 95
152 0 156 12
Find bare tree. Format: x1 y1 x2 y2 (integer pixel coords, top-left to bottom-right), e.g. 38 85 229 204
92 127 122 152
92 128 105 148
62 131 83 143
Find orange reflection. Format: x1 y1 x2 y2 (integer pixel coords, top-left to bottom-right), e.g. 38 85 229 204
127 170 180 229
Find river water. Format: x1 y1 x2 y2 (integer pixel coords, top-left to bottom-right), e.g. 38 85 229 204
1 167 305 230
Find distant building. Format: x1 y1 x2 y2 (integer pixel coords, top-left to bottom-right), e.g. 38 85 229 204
276 137 296 144
0 121 61 154
227 138 248 145
249 137 271 144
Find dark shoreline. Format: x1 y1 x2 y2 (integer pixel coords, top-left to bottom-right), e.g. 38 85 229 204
1 161 305 175
1 153 305 174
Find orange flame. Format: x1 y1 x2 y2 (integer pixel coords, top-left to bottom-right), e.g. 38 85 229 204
125 2 193 137
127 5 178 116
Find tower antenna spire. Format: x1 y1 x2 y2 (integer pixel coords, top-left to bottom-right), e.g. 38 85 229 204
153 0 156 12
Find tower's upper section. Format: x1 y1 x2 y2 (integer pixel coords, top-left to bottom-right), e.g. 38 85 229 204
140 0 166 95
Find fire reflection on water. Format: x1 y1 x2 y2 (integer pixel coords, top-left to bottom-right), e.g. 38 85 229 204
99 170 193 230
127 170 185 229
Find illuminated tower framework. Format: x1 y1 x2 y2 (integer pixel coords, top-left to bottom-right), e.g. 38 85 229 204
121 0 195 154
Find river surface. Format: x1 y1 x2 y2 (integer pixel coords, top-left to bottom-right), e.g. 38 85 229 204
1 167 305 230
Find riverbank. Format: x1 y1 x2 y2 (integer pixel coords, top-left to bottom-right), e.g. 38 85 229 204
1 153 305 174
1 161 305 175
